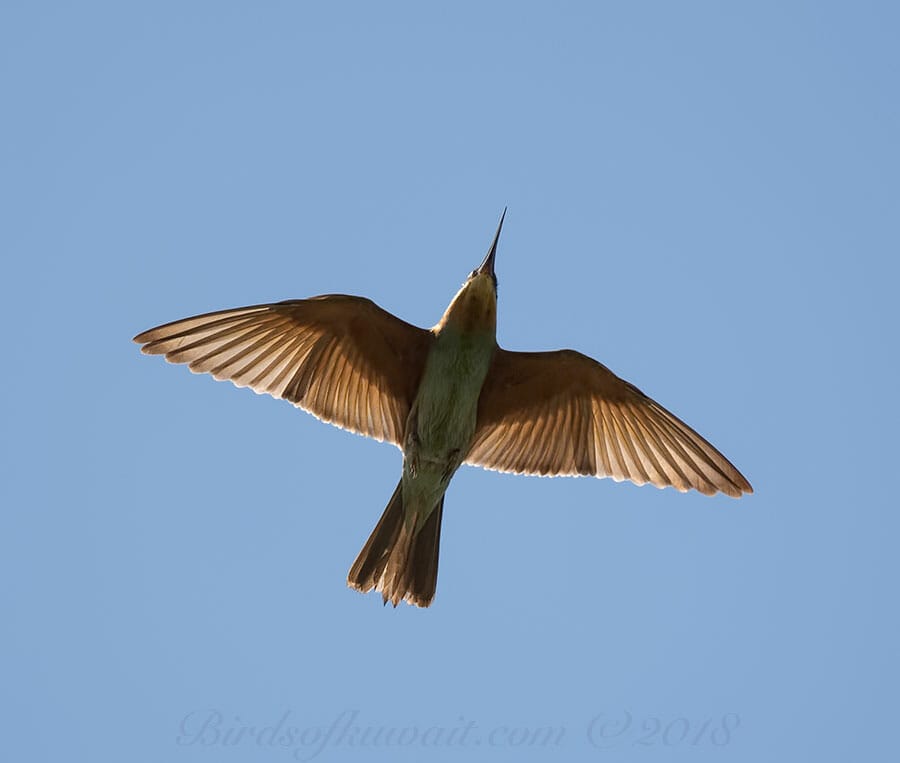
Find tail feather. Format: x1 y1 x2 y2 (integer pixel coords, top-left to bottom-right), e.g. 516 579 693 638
347 481 444 608
409 500 443 605
347 482 404 591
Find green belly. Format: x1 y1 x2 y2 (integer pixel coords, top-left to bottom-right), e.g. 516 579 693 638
402 330 495 509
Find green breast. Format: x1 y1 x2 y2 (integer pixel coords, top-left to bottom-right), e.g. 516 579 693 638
414 329 496 455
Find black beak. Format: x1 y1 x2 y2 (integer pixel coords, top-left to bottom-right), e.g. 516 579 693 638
477 207 506 277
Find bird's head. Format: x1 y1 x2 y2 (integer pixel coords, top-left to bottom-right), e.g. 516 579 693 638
435 209 505 335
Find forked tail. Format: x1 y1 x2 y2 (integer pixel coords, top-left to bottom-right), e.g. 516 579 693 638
347 481 444 607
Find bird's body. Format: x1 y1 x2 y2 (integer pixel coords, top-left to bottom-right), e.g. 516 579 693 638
135 210 752 607
409 276 498 484
406 323 495 500
349 232 500 605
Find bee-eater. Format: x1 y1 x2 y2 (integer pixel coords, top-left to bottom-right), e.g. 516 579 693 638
134 210 752 607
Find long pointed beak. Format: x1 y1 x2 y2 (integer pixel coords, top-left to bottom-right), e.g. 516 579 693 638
477 207 506 277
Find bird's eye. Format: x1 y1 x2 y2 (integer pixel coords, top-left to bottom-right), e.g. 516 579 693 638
469 270 478 279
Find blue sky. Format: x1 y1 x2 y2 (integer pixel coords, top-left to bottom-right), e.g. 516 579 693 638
3 2 898 761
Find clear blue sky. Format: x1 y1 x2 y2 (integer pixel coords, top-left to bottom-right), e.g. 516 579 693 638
3 2 898 761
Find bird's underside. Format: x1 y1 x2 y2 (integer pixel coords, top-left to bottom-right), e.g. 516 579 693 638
135 297 751 497
135 253 751 607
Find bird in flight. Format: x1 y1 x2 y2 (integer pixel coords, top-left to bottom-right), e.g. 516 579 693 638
134 210 751 607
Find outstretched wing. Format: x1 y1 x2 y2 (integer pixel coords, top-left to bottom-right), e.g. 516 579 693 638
466 349 752 497
134 295 432 446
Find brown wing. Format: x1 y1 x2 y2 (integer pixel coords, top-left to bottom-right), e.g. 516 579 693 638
466 349 752 497
134 295 432 446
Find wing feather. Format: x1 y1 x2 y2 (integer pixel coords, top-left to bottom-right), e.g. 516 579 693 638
134 296 432 446
466 349 752 497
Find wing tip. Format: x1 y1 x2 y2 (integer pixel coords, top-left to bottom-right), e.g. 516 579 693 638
136 339 167 356
734 478 754 497
714 476 753 499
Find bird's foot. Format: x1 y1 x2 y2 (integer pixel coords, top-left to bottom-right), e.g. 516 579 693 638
441 450 461 482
